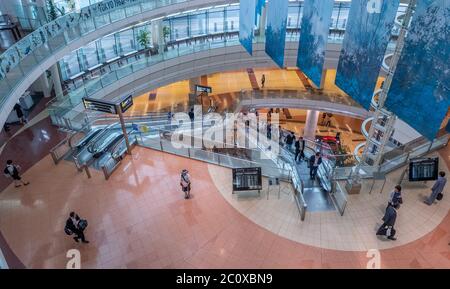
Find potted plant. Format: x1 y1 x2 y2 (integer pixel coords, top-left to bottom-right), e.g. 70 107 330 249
162 26 171 52
46 0 59 21
137 29 151 55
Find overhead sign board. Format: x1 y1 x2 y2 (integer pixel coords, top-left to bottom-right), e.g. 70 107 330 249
232 167 262 192
195 85 212 93
119 94 133 113
409 157 439 182
82 97 117 114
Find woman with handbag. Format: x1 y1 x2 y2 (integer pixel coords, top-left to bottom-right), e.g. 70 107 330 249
180 169 191 199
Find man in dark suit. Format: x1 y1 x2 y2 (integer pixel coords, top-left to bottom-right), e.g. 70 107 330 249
309 152 322 180
377 203 400 241
294 137 306 162
65 212 89 244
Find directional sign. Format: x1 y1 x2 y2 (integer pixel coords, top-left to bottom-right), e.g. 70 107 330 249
119 94 133 113
82 97 117 114
195 85 212 93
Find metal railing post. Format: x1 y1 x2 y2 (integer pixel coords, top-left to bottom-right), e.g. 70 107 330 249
84 165 92 179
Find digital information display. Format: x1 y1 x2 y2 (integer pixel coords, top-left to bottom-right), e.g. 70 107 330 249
82 97 117 114
232 167 262 192
195 85 212 93
409 157 439 182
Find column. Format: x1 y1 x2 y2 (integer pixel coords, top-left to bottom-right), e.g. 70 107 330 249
258 6 267 38
50 63 63 97
30 71 51 98
151 20 166 54
303 110 319 140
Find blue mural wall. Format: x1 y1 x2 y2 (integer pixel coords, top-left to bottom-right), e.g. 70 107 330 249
335 0 399 109
297 0 334 87
239 0 256 55
255 0 266 24
265 0 289 68
385 0 449 140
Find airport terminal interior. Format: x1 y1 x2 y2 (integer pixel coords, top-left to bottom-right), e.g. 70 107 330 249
0 0 448 269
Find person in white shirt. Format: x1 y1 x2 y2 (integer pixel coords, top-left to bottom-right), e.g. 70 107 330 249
3 160 29 187
180 169 191 199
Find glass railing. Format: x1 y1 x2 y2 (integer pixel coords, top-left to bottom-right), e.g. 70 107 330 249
0 0 192 113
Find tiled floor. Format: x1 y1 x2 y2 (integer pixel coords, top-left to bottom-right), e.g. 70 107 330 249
207 156 450 252
0 146 449 268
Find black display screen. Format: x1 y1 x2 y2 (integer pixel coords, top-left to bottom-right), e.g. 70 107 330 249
409 157 439 182
232 167 262 191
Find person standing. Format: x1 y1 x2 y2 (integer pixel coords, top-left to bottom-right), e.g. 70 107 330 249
294 138 301 162
297 136 305 162
285 132 293 151
180 169 191 199
188 108 194 122
424 171 447 205
377 203 399 241
14 103 27 124
3 160 29 187
325 113 332 128
261 74 265 88
266 123 272 140
309 152 322 180
65 212 89 243
321 112 327 125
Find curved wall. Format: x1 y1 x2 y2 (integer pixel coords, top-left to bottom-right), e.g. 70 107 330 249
1 0 233 128
69 41 366 120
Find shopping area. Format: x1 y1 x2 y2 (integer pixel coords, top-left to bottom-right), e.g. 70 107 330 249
0 0 448 269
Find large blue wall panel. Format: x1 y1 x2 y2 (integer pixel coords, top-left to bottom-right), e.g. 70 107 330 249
335 0 399 109
256 0 266 24
385 0 449 140
265 0 289 68
239 0 256 55
297 0 334 87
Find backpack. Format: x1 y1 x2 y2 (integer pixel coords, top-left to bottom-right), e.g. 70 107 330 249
78 219 88 231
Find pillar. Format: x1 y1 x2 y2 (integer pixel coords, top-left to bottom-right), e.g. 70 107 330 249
303 110 319 140
151 20 166 54
30 71 51 97
258 6 267 38
50 63 63 97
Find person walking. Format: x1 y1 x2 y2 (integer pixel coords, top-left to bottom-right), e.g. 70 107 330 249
3 160 29 187
180 169 191 199
261 74 265 88
65 212 89 243
14 103 27 124
377 203 399 241
424 171 447 205
387 185 403 209
309 152 322 180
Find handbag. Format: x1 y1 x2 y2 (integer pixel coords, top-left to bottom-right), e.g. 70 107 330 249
436 193 443 201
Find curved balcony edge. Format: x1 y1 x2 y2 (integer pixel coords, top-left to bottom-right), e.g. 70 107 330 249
0 0 229 129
